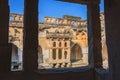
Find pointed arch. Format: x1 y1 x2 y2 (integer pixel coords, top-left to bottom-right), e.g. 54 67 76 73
71 44 83 62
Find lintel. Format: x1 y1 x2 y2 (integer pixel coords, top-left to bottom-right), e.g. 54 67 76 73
57 0 100 5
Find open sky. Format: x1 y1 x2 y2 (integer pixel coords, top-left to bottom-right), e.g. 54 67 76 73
9 0 104 22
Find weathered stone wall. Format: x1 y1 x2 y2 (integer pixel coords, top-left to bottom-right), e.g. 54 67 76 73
9 13 107 69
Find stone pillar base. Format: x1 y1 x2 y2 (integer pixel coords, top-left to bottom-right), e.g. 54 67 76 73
61 63 65 68
49 64 53 68
82 53 88 64
67 63 71 67
55 64 60 68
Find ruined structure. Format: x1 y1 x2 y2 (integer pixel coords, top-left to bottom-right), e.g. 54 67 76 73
9 13 107 69
1 0 120 80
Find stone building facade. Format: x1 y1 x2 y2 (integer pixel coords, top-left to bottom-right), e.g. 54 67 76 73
9 13 107 69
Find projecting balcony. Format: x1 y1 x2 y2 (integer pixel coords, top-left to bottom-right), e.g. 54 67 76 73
46 33 73 39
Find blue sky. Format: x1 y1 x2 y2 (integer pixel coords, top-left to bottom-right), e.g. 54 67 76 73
9 0 104 22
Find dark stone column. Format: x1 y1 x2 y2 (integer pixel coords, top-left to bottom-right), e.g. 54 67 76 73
23 0 39 72
87 1 103 68
0 0 11 72
105 0 120 80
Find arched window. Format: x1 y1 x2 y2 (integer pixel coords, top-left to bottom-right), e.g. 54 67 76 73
71 44 83 62
65 42 67 47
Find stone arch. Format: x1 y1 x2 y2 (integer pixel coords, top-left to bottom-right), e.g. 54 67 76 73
76 31 87 47
38 46 43 64
71 44 83 62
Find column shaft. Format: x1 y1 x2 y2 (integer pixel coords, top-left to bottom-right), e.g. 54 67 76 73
105 0 120 80
62 49 65 60
49 48 53 61
0 0 11 72
0 0 9 45
67 49 70 61
56 49 58 60
23 0 39 71
87 2 102 68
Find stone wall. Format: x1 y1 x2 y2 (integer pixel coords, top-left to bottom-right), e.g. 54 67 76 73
9 13 108 69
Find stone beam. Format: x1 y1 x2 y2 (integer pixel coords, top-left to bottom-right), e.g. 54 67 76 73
57 0 100 5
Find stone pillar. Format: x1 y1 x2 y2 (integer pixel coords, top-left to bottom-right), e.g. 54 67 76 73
67 41 71 61
67 49 71 68
49 41 53 62
49 45 53 68
56 41 58 60
62 49 65 60
55 63 60 68
62 40 64 48
49 48 53 61
0 0 11 72
61 48 65 68
61 63 65 68
49 64 53 68
67 49 70 61
23 0 38 71
67 63 71 67
56 49 59 60
82 47 88 64
105 0 120 80
87 1 102 68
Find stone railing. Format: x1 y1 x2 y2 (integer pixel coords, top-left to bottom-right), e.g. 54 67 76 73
9 21 23 27
46 33 73 39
